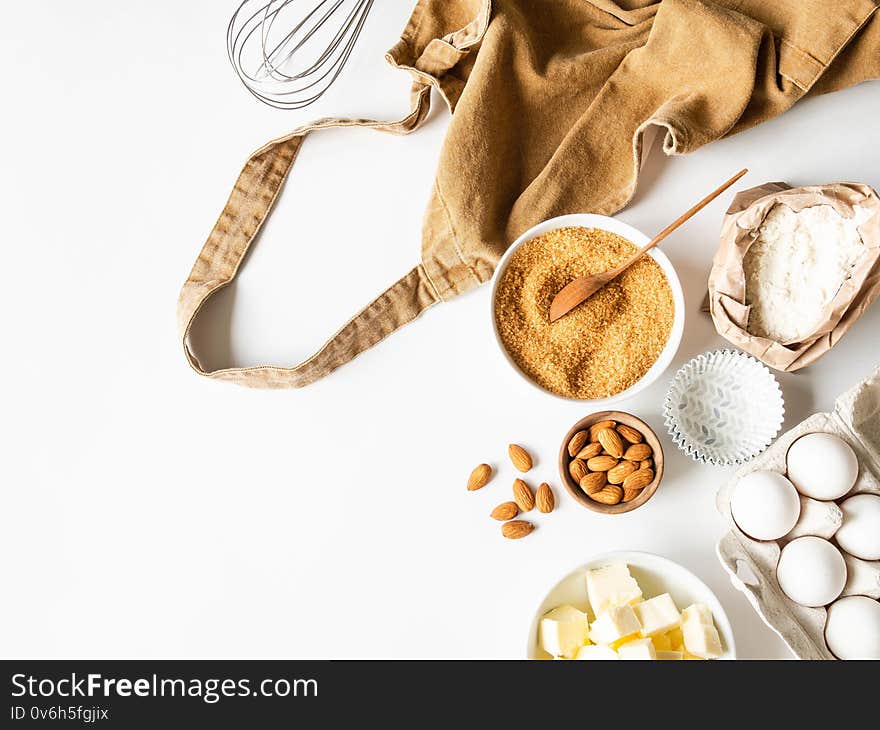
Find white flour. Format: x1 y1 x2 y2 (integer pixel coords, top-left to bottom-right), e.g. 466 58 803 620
743 203 869 344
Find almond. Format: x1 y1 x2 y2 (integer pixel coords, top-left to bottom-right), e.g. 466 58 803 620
536 483 555 513
640 459 653 470
491 502 519 521
596 428 624 458
623 468 655 491
513 478 535 511
568 458 589 483
567 430 589 458
589 420 616 441
623 443 653 462
586 455 618 472
616 424 644 444
501 520 535 539
467 463 492 491
622 487 642 503
591 485 623 505
607 460 638 485
575 442 603 460
579 472 607 495
508 444 533 473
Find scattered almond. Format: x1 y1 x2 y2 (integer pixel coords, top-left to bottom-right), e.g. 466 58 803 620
575 442 603 460
586 455 618 472
491 502 519 521
607 460 638 485
508 444 533 473
591 485 624 505
467 463 492 491
623 468 655 491
616 423 644 444
513 478 535 511
536 483 555 513
623 443 652 462
622 486 642 503
567 431 589 458
579 472 607 495
569 458 589 483
596 428 624 458
501 520 535 539
589 420 616 441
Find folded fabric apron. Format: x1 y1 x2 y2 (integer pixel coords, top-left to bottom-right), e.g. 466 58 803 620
178 0 880 388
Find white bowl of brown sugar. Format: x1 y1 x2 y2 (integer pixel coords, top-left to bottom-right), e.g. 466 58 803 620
491 214 685 403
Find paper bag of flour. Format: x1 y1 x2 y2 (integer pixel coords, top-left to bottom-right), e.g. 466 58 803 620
708 182 880 372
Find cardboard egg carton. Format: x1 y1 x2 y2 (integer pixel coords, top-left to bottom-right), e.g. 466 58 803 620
716 367 880 659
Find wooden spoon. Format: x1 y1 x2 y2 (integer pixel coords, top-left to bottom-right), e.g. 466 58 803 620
548 168 748 323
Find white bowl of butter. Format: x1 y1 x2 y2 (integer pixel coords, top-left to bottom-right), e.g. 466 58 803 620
527 551 736 660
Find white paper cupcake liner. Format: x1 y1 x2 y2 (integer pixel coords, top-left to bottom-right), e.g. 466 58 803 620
664 349 785 467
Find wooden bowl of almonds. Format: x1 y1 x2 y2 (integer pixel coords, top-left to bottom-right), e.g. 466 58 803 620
559 411 664 514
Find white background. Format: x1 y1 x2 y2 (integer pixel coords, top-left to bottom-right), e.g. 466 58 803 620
2 1 878 659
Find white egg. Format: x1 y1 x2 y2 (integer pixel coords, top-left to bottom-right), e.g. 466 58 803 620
825 595 880 660
730 471 800 540
786 432 858 500
836 494 880 560
776 536 847 607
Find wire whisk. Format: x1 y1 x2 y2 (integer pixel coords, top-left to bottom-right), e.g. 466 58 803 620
227 0 375 110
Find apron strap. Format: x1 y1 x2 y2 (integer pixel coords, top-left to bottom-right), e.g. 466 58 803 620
177 82 440 389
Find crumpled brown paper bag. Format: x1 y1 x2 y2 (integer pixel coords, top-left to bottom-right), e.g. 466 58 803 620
708 182 880 372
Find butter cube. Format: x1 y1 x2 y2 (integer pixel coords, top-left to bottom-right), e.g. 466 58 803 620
681 603 723 659
617 638 657 660
585 563 643 617
634 593 681 637
651 632 672 652
575 644 618 660
540 605 589 658
589 604 641 646
656 650 684 660
666 627 685 652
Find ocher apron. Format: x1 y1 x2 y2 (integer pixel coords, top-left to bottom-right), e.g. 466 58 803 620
178 0 880 389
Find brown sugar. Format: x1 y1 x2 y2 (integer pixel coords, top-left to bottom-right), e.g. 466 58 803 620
494 227 675 399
